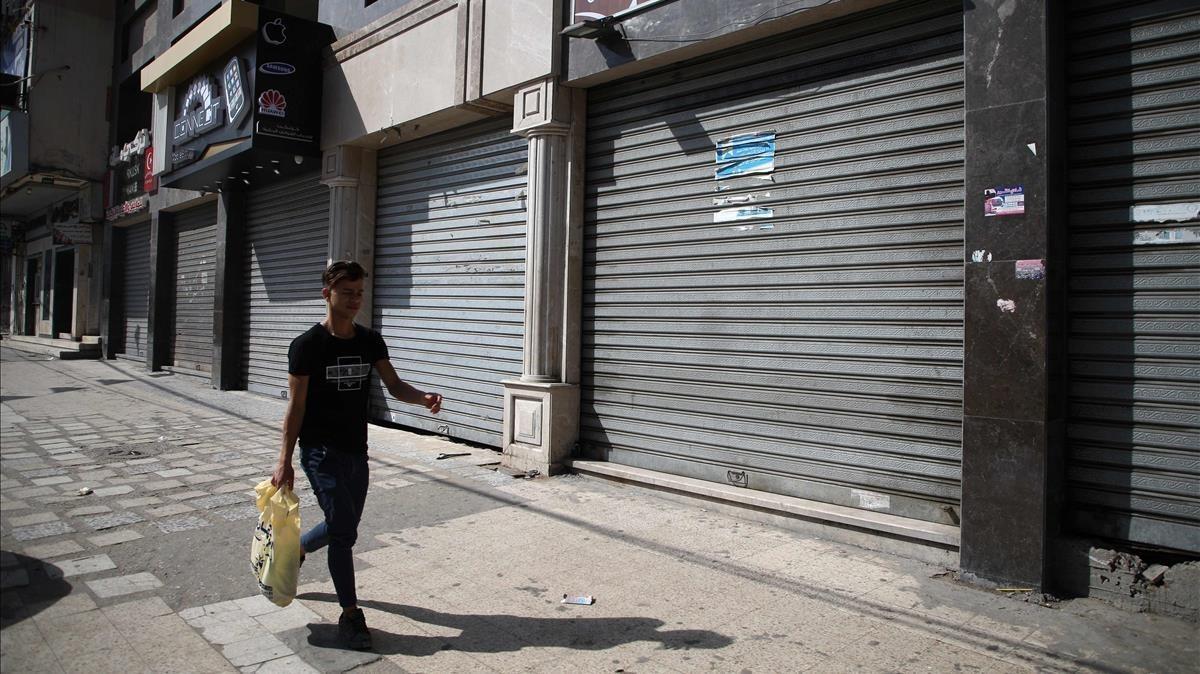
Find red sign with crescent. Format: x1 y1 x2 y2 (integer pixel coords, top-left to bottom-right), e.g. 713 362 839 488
143 147 157 193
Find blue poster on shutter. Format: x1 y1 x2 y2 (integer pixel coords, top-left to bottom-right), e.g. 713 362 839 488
715 131 776 180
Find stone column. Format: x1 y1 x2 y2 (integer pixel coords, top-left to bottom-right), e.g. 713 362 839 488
321 146 376 326
99 222 116 358
959 0 1065 590
211 188 246 390
70 243 92 340
501 78 583 475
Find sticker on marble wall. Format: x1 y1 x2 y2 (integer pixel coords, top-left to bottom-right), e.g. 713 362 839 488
1131 203 1200 224
1132 228 1200 245
1015 259 1045 280
715 206 773 224
971 250 992 263
1027 142 1037 155
984 185 1024 217
996 299 1017 313
851 489 890 511
715 131 776 180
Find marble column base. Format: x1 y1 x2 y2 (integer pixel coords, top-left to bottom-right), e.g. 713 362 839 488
500 380 579 475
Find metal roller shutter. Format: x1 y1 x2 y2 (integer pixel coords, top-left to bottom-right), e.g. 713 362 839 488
1065 1 1200 553
243 173 329 398
117 221 152 359
170 204 218 375
582 0 965 525
372 120 527 447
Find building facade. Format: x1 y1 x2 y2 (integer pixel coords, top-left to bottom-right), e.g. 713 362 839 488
4 0 1197 601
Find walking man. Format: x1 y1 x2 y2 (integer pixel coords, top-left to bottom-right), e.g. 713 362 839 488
271 260 442 649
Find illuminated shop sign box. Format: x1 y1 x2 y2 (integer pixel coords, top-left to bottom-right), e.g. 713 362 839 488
161 9 332 192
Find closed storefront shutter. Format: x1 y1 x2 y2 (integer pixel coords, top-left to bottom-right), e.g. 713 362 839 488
243 173 329 398
373 120 527 447
116 221 152 360
170 203 218 376
582 0 965 524
1065 1 1200 552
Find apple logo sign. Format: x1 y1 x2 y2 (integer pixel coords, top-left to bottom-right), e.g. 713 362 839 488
262 18 287 46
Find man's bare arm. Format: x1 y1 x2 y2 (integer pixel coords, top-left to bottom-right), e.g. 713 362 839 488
375 360 442 413
271 374 309 488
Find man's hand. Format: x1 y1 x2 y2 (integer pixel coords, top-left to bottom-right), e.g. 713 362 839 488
423 393 443 414
271 461 295 490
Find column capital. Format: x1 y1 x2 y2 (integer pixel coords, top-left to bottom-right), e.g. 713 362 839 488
321 145 375 188
512 77 572 137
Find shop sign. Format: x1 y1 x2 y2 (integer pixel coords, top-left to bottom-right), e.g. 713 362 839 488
105 194 149 222
170 57 251 171
107 128 152 214
143 147 157 193
53 222 93 245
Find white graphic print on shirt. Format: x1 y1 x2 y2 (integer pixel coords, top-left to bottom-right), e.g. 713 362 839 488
326 356 371 391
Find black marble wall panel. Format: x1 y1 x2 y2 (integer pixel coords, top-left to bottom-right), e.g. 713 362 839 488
146 210 175 371
959 0 1064 590
960 415 1048 583
211 189 246 391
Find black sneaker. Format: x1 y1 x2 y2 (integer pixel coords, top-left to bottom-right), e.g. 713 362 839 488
338 608 373 650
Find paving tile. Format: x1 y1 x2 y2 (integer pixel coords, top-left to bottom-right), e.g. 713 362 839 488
253 654 320 674
222 634 293 667
65 504 112 517
11 520 75 541
197 616 271 645
167 489 210 501
146 502 196 518
83 511 145 530
225 466 262 478
76 469 118 481
46 554 117 578
117 496 164 508
253 602 320 634
91 485 135 498
184 473 225 486
8 511 61 527
123 462 165 476
8 485 57 499
156 468 193 478
88 530 144 547
157 515 212 533
214 481 257 494
213 505 260 521
86 572 163 598
28 591 99 623
22 540 85 559
189 493 246 510
20 467 69 478
140 478 187 493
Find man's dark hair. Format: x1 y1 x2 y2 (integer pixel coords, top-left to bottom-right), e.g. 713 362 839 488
323 260 368 289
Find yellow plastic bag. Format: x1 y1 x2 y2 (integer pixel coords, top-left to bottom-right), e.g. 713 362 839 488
251 479 302 607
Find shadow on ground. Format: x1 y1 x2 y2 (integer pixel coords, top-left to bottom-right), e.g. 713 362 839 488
297 591 733 657
0 551 73 628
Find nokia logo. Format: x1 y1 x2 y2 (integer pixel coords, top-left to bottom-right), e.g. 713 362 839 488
259 62 296 76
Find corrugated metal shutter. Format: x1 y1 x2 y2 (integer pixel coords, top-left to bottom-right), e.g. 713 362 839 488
372 120 527 447
117 221 152 359
1065 1 1200 553
582 0 965 525
170 203 217 375
243 173 329 398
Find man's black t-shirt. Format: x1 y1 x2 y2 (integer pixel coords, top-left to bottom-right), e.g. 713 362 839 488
288 323 388 453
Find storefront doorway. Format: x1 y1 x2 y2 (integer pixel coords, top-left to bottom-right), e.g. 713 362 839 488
53 248 74 337
23 256 39 335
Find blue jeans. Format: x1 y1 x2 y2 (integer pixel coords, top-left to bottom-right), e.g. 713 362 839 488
299 444 369 608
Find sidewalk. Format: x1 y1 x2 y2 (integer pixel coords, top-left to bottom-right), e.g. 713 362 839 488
1 344 1196 673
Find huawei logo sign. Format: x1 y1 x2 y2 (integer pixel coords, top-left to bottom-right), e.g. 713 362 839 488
257 89 287 118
